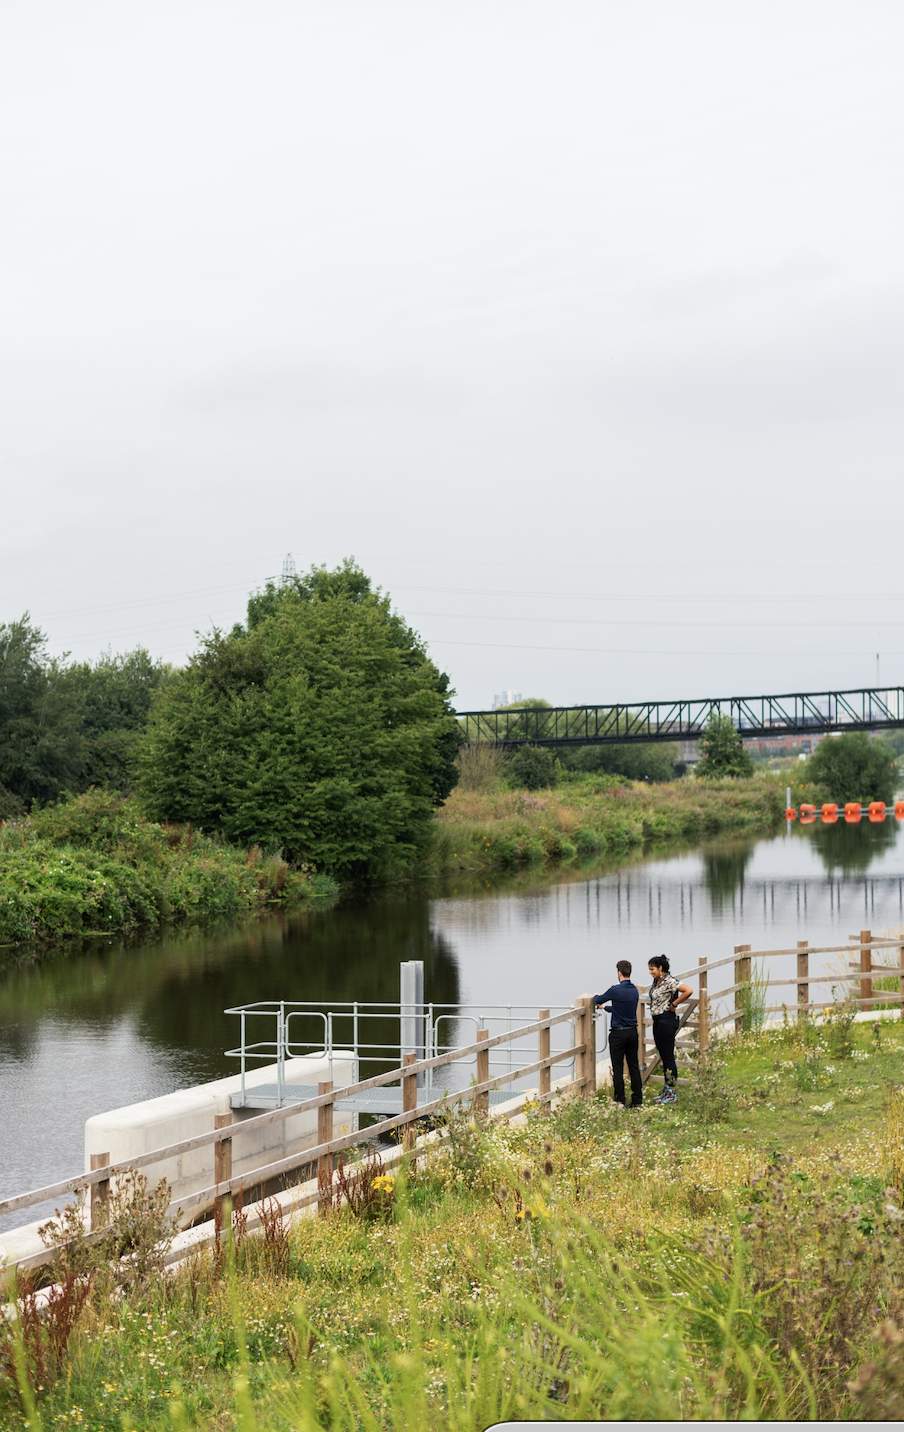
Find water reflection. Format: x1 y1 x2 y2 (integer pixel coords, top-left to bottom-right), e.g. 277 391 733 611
806 816 899 876
2 818 903 1216
701 843 755 912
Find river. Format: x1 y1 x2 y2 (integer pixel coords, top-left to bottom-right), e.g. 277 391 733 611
2 817 902 1230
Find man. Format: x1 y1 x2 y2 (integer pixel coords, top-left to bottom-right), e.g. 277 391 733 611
593 960 643 1108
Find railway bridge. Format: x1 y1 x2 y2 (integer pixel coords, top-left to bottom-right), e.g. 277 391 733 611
456 686 904 747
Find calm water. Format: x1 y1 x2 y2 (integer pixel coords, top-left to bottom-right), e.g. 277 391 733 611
2 818 903 1227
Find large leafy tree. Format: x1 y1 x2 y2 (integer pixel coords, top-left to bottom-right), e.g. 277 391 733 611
695 712 754 778
806 731 898 805
0 615 84 810
135 561 462 878
64 648 176 790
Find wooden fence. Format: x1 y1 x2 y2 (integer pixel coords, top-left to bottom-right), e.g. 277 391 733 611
3 931 902 1273
0 997 598 1253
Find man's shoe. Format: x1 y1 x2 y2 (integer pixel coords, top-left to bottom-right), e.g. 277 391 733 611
664 1086 678 1103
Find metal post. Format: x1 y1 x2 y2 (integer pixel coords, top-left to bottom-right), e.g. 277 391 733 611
698 958 708 1059
277 1004 285 1107
90 1152 110 1230
476 1029 489 1115
797 940 809 1023
899 945 904 1020
317 1081 333 1213
539 1009 551 1102
400 961 425 1088
240 1011 246 1103
402 1052 417 1152
860 929 872 1011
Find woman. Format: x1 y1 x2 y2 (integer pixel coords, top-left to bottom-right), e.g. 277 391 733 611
647 955 692 1104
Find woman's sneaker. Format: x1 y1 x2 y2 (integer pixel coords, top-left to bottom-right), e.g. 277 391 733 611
652 1088 669 1104
663 1086 678 1103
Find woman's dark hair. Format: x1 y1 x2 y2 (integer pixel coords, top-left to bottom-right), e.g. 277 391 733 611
648 954 670 974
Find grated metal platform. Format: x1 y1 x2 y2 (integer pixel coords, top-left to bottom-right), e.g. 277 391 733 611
230 1083 516 1113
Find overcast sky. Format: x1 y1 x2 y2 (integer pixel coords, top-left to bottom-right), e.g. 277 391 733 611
2 1 903 709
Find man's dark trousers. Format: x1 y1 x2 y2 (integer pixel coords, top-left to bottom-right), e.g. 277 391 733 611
609 1026 643 1106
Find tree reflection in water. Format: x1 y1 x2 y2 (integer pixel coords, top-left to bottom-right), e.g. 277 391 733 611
805 816 899 877
701 841 756 913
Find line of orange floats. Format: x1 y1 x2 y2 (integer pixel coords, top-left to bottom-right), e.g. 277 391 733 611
785 801 904 824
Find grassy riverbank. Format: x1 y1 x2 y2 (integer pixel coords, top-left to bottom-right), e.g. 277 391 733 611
426 771 786 874
3 1015 904 1426
0 791 336 955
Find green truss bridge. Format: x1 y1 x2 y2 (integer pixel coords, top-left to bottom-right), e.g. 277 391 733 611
456 687 904 747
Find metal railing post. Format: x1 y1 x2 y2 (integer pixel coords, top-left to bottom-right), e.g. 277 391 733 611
277 1005 285 1107
899 944 904 1020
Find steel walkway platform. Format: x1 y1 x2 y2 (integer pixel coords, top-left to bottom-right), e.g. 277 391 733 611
230 1083 516 1113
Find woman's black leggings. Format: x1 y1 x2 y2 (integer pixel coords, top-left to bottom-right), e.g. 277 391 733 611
652 1012 680 1085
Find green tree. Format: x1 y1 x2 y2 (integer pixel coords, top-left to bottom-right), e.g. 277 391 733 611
805 731 899 805
134 561 462 879
560 741 678 782
695 712 753 778
506 744 558 790
0 615 84 810
62 649 176 791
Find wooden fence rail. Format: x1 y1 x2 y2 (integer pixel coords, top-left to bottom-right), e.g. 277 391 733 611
0 1001 595 1228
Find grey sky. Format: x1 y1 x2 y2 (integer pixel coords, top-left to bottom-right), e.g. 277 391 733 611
2 1 903 709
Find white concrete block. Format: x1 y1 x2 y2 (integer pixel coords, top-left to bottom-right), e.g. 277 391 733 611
84 1051 356 1211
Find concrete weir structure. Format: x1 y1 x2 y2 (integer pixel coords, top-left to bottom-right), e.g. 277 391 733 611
0 1052 355 1283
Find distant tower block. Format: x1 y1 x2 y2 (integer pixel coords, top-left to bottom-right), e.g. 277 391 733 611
281 553 296 586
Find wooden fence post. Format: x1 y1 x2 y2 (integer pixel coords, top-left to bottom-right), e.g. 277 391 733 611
697 958 708 1060
317 1081 333 1213
860 929 872 1012
402 1052 417 1152
582 995 596 1096
90 1152 110 1230
734 944 751 1034
573 996 595 1098
539 1009 551 1103
797 940 809 1024
213 1111 233 1227
476 1030 489 1116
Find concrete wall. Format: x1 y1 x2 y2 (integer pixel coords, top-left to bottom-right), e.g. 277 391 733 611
1 1053 355 1286
84 1051 357 1212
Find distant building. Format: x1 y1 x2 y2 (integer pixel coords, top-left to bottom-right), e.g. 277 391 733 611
492 689 523 710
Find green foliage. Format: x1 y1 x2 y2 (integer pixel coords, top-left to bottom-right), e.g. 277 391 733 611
695 711 754 778
804 731 899 804
0 616 84 808
0 615 174 808
505 743 557 790
0 790 318 949
560 741 678 782
136 561 462 880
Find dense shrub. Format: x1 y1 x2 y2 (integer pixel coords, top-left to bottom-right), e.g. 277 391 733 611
0 790 321 950
804 731 899 805
506 744 557 790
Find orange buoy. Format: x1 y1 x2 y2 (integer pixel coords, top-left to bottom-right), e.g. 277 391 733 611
844 802 862 822
869 811 886 823
799 803 816 816
896 801 904 820
868 802 886 816
821 803 838 819
784 807 797 819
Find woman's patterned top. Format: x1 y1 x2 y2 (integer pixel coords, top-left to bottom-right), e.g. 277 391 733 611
649 973 679 1016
